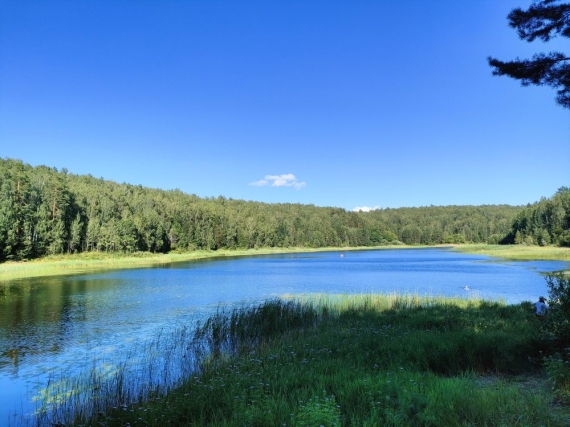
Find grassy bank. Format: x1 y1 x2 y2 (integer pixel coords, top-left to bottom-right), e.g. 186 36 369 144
0 246 397 281
2 244 568 282
452 244 570 262
18 295 569 427
0 247 349 281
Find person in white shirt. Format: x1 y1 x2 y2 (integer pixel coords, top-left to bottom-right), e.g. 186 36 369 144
534 296 549 317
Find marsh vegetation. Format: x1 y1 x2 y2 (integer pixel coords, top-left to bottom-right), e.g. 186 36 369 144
454 244 570 261
15 294 570 426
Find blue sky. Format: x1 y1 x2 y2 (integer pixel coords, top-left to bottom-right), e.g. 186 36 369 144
1 1 568 211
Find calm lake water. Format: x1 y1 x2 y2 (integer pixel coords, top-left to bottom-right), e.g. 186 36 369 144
1 247 569 424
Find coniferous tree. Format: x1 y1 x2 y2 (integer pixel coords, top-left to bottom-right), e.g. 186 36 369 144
4 158 564 261
488 0 570 108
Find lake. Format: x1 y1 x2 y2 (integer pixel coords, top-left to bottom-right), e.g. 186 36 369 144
1 247 569 424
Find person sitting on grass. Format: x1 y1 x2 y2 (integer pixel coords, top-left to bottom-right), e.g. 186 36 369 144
533 296 549 318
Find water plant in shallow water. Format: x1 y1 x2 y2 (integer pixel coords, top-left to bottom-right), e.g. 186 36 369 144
12 294 570 426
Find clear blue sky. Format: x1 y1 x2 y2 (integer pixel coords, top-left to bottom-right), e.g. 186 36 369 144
1 1 568 211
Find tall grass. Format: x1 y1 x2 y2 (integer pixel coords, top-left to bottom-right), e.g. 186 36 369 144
12 294 568 426
11 326 198 427
453 244 570 262
192 299 325 359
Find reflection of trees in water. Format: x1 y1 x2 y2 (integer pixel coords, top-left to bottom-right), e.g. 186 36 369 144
0 348 20 375
0 277 115 373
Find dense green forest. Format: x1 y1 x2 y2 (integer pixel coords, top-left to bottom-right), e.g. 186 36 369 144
0 158 567 262
501 186 570 247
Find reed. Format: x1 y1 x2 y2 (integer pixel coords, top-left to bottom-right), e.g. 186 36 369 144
11 326 198 427
453 244 570 262
12 294 569 426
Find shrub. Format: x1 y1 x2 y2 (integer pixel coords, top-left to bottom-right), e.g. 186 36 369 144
542 273 570 345
545 349 570 403
541 273 570 403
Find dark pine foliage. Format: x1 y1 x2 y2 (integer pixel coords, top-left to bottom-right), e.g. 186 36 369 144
501 186 570 246
488 0 570 108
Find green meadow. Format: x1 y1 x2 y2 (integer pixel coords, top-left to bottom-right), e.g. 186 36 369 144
453 244 570 262
20 294 570 427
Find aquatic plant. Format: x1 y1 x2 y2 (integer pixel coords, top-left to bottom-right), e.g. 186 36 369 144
11 294 569 426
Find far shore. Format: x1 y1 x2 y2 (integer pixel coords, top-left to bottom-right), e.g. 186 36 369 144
452 243 570 262
0 246 379 281
0 244 568 282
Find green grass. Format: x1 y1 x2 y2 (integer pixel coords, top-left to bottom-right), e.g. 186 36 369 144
0 248 306 281
453 244 570 262
0 246 400 281
16 295 570 427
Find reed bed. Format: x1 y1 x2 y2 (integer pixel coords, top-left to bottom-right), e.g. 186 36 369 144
11 326 199 427
453 244 570 262
11 294 569 427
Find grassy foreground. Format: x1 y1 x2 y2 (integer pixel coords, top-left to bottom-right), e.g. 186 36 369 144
19 295 570 427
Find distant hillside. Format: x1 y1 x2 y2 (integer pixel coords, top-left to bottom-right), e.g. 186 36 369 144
0 158 549 262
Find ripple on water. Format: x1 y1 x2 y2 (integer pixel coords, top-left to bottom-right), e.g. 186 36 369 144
0 248 568 423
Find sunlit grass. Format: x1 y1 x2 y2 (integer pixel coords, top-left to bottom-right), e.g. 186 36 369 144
0 246 398 281
453 244 570 262
13 294 569 426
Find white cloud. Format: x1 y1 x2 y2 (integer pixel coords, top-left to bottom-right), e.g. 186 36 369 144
353 206 380 212
266 173 296 187
250 174 306 190
293 181 306 190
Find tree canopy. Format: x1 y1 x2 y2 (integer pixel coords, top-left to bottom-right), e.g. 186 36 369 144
1 158 567 262
488 0 570 108
502 186 570 246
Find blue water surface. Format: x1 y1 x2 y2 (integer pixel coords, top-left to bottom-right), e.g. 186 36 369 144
0 247 568 424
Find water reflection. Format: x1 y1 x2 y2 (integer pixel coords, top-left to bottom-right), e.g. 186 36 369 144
0 277 115 372
0 248 568 423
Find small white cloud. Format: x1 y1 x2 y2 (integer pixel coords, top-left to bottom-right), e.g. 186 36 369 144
293 181 306 190
265 174 295 187
251 174 306 190
353 206 380 212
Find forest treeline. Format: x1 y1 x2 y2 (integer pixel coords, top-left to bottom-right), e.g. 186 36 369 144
501 186 570 247
0 158 568 262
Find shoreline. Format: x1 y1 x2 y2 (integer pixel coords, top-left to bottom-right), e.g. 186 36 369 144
1 244 568 282
0 246 390 281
